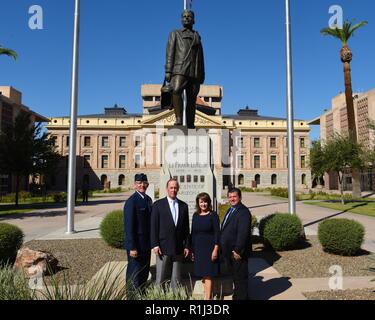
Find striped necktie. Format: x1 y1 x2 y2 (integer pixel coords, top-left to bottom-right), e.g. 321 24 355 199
222 207 235 228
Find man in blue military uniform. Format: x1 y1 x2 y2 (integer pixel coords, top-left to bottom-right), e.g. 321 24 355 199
124 173 153 297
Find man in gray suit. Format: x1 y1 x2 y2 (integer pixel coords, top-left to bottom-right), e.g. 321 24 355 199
151 179 190 290
165 9 205 129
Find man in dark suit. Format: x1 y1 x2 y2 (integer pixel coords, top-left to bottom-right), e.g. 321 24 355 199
220 188 251 300
165 9 205 129
151 178 190 290
124 173 153 297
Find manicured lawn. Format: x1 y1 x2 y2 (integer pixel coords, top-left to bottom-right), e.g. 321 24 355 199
304 201 375 218
0 202 57 216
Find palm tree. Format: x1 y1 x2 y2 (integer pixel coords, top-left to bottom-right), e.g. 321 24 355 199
0 45 18 60
321 20 367 198
321 20 367 141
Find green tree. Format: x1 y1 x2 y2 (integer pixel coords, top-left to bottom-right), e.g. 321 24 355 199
321 20 368 197
0 45 17 60
309 140 325 186
322 134 365 204
0 113 60 206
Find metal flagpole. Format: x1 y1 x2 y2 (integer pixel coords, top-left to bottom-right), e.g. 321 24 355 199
285 0 296 215
66 0 81 234
183 0 187 127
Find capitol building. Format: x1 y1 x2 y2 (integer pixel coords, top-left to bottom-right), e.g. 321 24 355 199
47 84 311 192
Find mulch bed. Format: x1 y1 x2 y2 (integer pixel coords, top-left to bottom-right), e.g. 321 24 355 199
304 288 375 300
252 236 375 278
24 239 127 284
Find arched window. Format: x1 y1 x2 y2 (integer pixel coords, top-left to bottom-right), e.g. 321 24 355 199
238 174 244 185
101 175 108 187
302 174 307 185
118 174 125 186
255 174 261 186
271 174 277 185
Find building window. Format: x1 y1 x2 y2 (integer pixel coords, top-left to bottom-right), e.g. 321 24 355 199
271 174 277 185
84 136 91 147
238 174 244 185
301 156 306 169
101 155 109 168
83 155 91 168
237 137 244 148
200 176 205 183
119 155 126 169
118 174 125 186
66 136 70 147
143 96 153 102
180 176 185 183
51 136 57 146
254 155 260 169
271 155 277 169
194 176 198 183
134 154 141 168
254 138 260 148
300 138 305 148
187 175 191 183
255 174 261 186
101 136 109 148
119 137 126 147
101 175 108 187
302 174 307 185
135 136 141 147
270 138 276 148
237 155 244 169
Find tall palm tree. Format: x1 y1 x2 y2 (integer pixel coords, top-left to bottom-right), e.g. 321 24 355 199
0 45 18 60
321 20 367 141
321 20 368 197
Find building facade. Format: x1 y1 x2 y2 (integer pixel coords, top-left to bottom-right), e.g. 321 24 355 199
309 88 375 191
0 86 48 194
47 84 311 192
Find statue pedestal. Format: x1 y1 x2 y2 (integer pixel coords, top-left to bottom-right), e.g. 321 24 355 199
160 127 221 221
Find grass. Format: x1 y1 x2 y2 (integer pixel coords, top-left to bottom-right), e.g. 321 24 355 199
304 201 375 218
0 202 60 216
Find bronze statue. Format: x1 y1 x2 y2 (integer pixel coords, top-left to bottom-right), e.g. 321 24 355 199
164 10 205 129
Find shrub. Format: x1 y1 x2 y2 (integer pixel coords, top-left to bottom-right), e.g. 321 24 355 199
318 219 365 256
100 210 124 248
53 192 67 203
270 188 289 198
259 213 303 250
0 223 24 265
0 265 34 300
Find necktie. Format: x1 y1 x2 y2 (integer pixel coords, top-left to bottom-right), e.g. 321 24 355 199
171 200 177 226
223 207 235 228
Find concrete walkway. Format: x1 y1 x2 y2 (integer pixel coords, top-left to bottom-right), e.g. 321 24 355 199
0 192 131 242
242 193 375 253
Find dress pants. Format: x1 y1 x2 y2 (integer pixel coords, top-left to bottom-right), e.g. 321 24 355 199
126 251 151 297
225 256 249 300
155 254 184 291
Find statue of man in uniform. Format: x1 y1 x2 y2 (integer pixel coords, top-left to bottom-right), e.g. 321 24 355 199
164 10 205 129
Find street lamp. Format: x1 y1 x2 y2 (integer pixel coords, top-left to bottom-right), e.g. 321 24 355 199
66 0 81 234
285 0 296 215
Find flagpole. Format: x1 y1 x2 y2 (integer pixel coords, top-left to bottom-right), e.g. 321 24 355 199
285 0 296 215
184 0 187 10
66 0 81 234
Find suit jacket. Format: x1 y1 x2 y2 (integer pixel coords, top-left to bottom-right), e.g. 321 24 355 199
123 192 153 253
165 28 205 83
220 203 252 259
150 197 190 256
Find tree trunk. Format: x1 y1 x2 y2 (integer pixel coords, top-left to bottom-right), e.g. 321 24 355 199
15 174 20 207
342 46 361 198
338 172 345 205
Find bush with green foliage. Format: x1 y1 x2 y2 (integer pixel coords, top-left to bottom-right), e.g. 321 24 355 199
52 192 67 203
0 223 24 265
0 265 34 300
100 210 124 248
270 188 289 198
318 219 365 256
259 213 303 250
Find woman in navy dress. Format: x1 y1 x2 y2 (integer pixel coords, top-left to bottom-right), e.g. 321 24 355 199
191 193 220 300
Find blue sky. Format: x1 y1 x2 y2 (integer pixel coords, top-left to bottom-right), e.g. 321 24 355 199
1 0 374 140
